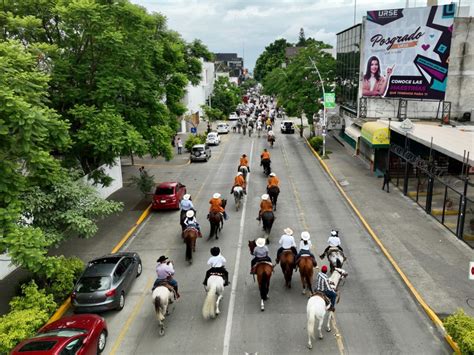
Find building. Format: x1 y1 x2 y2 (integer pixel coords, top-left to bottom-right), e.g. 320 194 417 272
214 53 244 79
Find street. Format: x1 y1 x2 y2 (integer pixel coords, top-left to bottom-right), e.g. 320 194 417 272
100 128 449 354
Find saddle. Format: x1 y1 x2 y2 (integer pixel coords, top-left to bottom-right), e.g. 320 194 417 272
184 226 200 235
250 261 273 274
209 271 225 278
310 291 331 306
152 280 177 299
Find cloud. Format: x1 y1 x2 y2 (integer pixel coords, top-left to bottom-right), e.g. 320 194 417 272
131 0 472 71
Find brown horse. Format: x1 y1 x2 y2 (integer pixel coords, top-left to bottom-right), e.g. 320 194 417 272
209 199 227 239
267 186 280 211
297 256 315 295
248 240 273 311
280 250 295 288
183 228 198 264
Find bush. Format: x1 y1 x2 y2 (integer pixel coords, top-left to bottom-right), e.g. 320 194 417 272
202 105 225 121
309 136 323 153
44 256 84 303
444 309 474 354
184 134 206 152
0 281 57 353
129 168 155 197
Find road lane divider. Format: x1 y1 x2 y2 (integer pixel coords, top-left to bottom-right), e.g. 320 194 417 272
302 135 460 354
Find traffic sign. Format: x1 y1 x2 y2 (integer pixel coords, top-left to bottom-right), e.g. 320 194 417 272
190 127 197 134
324 93 336 109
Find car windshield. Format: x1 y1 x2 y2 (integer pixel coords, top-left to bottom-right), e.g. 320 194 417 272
76 276 111 292
155 187 174 195
19 341 57 352
284 122 293 126
192 147 204 152
35 329 87 338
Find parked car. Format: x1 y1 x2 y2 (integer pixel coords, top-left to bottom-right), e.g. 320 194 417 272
280 120 295 134
190 144 211 162
152 182 186 210
216 123 229 134
228 112 238 121
11 314 108 355
71 252 142 313
206 132 220 145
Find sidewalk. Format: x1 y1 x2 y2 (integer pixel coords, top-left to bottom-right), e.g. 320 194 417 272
305 127 473 318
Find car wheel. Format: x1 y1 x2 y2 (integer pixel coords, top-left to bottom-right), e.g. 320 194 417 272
117 292 125 311
136 262 142 277
97 330 107 353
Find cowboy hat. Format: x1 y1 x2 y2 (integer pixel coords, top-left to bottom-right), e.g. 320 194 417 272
269 172 276 177
183 194 191 200
157 255 168 263
284 227 294 235
186 210 194 218
301 231 310 241
330 230 338 236
237 172 243 176
213 193 221 199
261 194 270 200
255 238 266 247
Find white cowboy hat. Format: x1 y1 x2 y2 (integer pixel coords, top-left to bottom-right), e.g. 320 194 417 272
213 193 221 199
269 172 276 177
255 238 266 247
301 231 310 241
183 194 191 200
237 172 243 176
186 210 194 218
284 228 294 235
330 230 338 236
261 194 270 200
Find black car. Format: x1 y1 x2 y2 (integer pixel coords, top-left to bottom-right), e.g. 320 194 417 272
71 252 142 313
281 120 295 134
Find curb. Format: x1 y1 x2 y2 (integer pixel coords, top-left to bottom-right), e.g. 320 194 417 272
303 135 460 354
46 204 152 325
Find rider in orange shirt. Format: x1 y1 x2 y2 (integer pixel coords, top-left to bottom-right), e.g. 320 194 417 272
209 193 228 220
267 172 279 188
238 154 250 173
230 172 246 195
257 194 273 221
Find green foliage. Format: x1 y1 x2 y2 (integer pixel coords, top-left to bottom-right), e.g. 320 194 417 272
202 105 225 121
309 136 324 153
0 281 57 353
254 38 289 82
240 78 258 95
444 309 474 354
210 76 241 116
40 256 84 303
184 134 207 152
129 169 155 197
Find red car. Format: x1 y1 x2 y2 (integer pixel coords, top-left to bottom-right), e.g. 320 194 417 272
152 182 186 210
11 314 107 354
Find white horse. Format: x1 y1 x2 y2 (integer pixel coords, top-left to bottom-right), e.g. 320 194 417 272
233 186 244 211
152 286 174 335
202 275 225 319
306 268 348 349
326 248 345 273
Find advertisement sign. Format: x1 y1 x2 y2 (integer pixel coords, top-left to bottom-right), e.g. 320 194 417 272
362 5 455 100
324 93 336 108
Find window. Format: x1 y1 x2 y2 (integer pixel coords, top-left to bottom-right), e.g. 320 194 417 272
60 338 84 355
114 261 127 278
19 341 57 352
155 187 174 195
76 276 111 292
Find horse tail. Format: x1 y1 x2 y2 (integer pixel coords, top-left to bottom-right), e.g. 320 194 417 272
260 270 269 300
336 258 342 269
202 282 217 319
154 294 165 322
185 235 193 261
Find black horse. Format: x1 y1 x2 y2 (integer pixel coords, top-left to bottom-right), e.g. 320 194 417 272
267 186 280 211
261 159 271 176
262 211 275 240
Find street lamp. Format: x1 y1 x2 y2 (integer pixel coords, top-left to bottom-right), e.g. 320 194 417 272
308 56 327 157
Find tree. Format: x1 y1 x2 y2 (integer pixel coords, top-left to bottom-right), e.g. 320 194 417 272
254 38 290 82
210 76 241 116
297 28 306 46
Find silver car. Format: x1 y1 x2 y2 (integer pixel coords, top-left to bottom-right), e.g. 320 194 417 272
190 144 211 162
71 252 142 313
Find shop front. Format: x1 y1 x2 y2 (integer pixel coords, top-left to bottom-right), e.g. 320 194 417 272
360 122 390 173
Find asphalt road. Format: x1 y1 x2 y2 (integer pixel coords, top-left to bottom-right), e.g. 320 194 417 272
101 126 450 355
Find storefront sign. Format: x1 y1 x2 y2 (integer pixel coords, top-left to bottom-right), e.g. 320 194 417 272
362 5 455 100
324 93 336 108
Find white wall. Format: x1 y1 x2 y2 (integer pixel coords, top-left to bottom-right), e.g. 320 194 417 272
183 59 215 117
82 157 123 199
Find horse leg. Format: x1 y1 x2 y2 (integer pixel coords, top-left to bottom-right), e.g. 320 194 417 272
260 299 265 311
326 311 332 332
216 294 223 315
318 313 324 339
300 272 307 295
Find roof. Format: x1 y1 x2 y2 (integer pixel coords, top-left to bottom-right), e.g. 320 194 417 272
377 120 474 166
361 122 390 147
214 53 241 61
156 182 178 188
336 23 362 36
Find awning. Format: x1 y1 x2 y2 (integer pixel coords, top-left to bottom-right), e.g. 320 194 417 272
361 122 390 147
344 125 362 142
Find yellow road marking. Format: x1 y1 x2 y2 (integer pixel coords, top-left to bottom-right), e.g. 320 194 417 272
109 277 154 355
303 135 460 354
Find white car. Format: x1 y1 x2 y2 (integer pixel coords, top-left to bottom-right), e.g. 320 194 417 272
229 112 238 121
206 132 220 145
216 123 229 134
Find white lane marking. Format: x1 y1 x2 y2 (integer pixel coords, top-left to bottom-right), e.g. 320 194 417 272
222 140 254 355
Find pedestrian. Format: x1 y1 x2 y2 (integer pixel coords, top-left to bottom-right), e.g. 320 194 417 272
139 166 145 176
171 134 176 147
382 169 390 193
177 137 183 155
207 122 212 134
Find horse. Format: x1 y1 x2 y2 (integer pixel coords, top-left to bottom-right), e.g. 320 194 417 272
267 186 280 211
183 227 199 264
268 135 275 148
297 256 315 295
261 159 271 176
238 165 248 180
306 268 348 348
279 250 295 288
261 211 274 239
152 286 174 336
257 125 262 138
248 240 273 311
202 275 225 319
322 247 345 273
208 199 226 240
233 186 244 211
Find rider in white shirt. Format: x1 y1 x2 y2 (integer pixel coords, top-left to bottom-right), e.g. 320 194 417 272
275 228 297 264
320 230 345 259
296 231 317 267
203 247 230 287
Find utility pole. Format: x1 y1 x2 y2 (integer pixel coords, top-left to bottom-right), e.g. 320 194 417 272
308 57 327 157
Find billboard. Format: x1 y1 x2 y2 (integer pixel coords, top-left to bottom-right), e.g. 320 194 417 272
362 5 455 100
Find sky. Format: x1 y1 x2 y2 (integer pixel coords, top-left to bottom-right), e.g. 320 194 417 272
132 0 473 72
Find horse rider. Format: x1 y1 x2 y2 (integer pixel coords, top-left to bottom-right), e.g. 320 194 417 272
251 237 272 274
209 192 228 220
320 230 345 260
238 154 251 173
295 231 317 268
183 210 202 238
256 193 273 221
230 172 246 195
315 265 336 312
153 255 180 299
203 247 230 287
180 194 195 221
267 172 279 192
260 148 271 166
275 227 297 264
265 117 272 131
